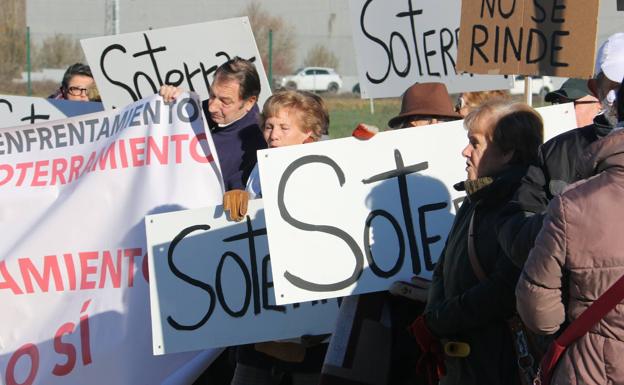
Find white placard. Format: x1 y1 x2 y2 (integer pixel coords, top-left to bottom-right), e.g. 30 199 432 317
81 17 271 110
348 0 513 98
146 200 339 354
0 95 103 128
0 93 223 384
258 103 576 305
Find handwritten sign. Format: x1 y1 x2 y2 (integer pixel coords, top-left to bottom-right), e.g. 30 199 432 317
258 103 576 305
81 17 271 110
456 0 600 78
0 95 103 128
146 200 339 354
348 0 513 98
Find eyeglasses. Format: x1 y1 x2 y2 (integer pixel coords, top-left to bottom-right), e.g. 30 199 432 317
67 86 88 96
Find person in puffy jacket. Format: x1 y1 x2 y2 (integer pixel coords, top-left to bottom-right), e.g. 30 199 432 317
516 78 624 385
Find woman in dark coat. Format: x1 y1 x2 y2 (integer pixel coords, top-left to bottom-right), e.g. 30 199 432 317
410 101 544 385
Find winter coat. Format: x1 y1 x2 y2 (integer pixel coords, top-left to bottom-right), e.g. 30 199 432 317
424 167 525 385
516 129 624 385
203 102 267 191
496 114 613 267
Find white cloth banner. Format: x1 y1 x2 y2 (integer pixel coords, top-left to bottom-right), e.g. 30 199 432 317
0 93 223 385
0 95 103 129
146 200 339 354
258 104 576 305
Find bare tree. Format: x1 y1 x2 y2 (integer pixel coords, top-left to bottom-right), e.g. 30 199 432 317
303 44 339 70
242 2 296 77
0 0 26 81
33 34 85 69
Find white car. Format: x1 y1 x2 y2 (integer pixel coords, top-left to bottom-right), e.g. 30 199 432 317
509 75 555 96
280 67 343 93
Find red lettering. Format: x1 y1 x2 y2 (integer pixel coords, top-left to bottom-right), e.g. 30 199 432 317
146 135 168 165
0 164 14 186
0 261 23 295
83 151 97 174
99 250 122 288
129 137 146 167
170 134 188 164
142 252 150 283
118 139 129 168
18 256 64 294
31 160 50 187
63 253 76 290
125 248 142 287
190 133 214 163
67 155 83 183
50 158 68 186
80 300 93 365
97 141 117 170
52 322 76 376
15 162 33 187
79 252 98 290
6 343 39 385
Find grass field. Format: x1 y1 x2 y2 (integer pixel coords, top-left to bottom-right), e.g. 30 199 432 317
325 96 401 138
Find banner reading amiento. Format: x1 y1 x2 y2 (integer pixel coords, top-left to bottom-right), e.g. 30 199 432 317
0 93 223 385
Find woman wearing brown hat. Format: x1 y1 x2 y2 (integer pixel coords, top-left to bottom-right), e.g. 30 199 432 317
388 83 463 129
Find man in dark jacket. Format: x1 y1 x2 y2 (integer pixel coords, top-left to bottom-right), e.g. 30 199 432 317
497 32 624 267
160 57 267 191
409 101 543 385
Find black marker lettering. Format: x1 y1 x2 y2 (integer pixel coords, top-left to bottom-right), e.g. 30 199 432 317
278 155 364 292
363 210 405 278
167 224 216 331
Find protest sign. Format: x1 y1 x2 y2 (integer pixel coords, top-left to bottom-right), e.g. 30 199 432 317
456 0 600 78
258 103 576 305
81 17 271 110
0 93 224 384
348 0 513 99
146 200 339 354
0 95 103 128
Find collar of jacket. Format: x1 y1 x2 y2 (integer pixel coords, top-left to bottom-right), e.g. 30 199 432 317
593 113 614 138
453 165 527 204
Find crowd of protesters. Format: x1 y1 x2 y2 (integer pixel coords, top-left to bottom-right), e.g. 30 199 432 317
44 30 624 385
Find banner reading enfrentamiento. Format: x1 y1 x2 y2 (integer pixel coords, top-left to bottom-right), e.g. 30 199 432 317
0 93 224 385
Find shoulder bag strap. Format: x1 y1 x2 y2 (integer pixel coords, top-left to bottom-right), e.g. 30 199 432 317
467 210 487 282
557 273 624 347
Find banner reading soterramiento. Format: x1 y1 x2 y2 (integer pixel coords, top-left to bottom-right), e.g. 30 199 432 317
0 93 223 385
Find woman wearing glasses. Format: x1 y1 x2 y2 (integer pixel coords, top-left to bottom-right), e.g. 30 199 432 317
48 63 96 102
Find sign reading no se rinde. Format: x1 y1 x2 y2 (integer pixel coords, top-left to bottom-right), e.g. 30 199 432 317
456 0 600 78
146 200 339 354
348 0 513 99
258 104 577 305
81 17 271 110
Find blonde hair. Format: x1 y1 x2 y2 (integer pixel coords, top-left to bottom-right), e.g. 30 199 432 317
260 90 329 140
460 90 510 114
464 100 544 166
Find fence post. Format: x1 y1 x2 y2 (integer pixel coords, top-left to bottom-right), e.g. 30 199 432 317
268 29 273 91
26 26 31 97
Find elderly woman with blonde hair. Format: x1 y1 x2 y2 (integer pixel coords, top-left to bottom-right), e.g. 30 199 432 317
224 89 330 385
